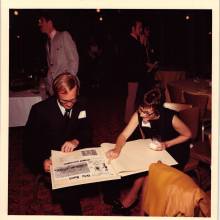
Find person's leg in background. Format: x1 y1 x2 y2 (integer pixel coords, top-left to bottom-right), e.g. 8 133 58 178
102 180 121 205
52 186 82 215
124 82 138 124
140 175 149 216
108 173 147 215
121 175 145 208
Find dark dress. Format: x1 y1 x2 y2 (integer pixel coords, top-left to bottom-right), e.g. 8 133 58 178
138 107 190 170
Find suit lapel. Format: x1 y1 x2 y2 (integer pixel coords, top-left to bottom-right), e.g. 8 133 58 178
49 31 61 63
51 31 61 50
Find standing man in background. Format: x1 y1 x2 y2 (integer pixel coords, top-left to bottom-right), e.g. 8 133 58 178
137 24 160 101
101 19 146 208
140 25 159 74
122 19 146 123
38 11 79 95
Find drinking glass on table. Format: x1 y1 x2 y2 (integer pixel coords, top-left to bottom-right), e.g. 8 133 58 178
150 135 164 151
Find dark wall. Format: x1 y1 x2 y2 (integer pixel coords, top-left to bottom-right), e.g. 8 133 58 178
9 9 212 80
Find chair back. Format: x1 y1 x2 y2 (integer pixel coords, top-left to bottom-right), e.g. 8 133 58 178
155 70 186 102
155 70 186 83
164 102 199 140
141 162 210 217
167 84 183 103
179 107 200 141
183 91 208 119
163 102 192 112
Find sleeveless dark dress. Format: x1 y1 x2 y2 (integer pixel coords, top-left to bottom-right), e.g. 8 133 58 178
138 107 190 170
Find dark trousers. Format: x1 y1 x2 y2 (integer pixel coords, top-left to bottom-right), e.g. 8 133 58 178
52 186 82 215
101 180 121 202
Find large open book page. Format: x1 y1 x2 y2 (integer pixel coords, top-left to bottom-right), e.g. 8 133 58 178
100 139 178 176
50 139 177 189
50 147 120 190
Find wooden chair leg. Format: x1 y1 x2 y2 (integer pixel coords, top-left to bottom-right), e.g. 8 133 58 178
194 168 201 186
201 125 205 142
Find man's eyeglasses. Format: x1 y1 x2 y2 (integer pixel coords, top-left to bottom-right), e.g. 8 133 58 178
59 98 77 105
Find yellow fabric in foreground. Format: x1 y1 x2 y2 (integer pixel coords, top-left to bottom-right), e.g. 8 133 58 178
141 163 210 216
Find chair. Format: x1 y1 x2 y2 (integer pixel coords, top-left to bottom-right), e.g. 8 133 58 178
167 83 184 103
164 104 211 187
183 91 211 142
155 70 186 83
163 102 199 140
179 107 211 187
178 107 200 141
179 107 211 188
141 162 210 216
163 102 192 112
155 70 186 102
183 91 209 119
177 107 202 183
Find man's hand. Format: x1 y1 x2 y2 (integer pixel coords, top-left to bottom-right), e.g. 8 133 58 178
61 139 79 152
146 61 159 72
43 159 52 173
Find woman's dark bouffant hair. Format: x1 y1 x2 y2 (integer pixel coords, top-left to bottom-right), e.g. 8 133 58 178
140 87 165 109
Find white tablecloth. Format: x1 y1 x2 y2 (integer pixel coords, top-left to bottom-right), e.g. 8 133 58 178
9 90 43 127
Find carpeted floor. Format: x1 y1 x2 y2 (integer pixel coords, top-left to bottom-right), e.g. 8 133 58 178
8 84 211 216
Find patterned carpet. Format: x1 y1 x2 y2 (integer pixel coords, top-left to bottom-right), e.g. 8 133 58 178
8 84 211 216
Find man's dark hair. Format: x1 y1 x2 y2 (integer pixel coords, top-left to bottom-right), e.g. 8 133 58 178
38 10 59 29
129 18 142 31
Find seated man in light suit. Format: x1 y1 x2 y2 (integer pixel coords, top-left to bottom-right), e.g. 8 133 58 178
23 72 92 215
38 11 79 95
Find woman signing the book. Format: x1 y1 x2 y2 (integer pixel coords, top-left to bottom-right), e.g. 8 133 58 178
106 88 192 215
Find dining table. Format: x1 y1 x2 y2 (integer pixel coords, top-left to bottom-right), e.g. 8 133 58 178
9 82 47 127
167 78 211 110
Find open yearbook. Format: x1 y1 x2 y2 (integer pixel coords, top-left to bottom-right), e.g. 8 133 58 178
50 139 178 189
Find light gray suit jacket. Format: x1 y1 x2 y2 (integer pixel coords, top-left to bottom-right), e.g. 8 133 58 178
46 31 79 94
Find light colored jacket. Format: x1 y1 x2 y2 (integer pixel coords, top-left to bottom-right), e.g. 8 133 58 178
141 162 210 217
46 31 79 94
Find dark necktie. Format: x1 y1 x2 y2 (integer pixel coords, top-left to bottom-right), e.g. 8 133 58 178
64 109 71 120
